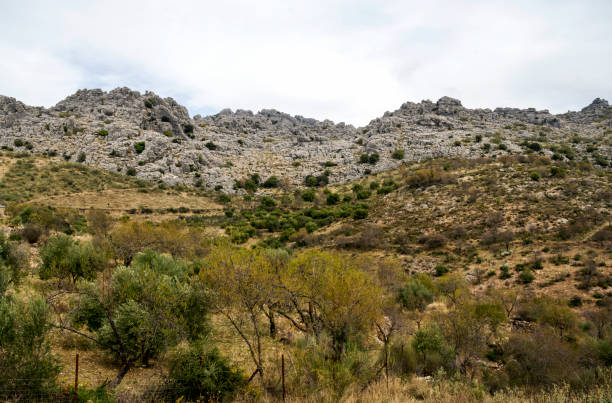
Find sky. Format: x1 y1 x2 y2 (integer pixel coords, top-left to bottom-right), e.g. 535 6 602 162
1 0 610 126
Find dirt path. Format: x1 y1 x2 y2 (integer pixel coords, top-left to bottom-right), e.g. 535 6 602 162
582 221 610 241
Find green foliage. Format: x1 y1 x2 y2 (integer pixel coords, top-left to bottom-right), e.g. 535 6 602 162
518 268 535 284
301 189 316 202
205 141 217 150
356 189 371 200
39 235 104 283
326 192 340 205
0 293 60 399
95 129 109 136
399 276 434 312
165 344 245 401
144 98 154 108
0 234 28 287
134 141 146 154
392 149 405 160
70 251 209 384
530 171 541 181
262 176 280 188
524 142 542 152
126 167 136 176
353 208 368 220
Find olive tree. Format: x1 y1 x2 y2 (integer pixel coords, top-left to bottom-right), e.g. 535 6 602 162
0 280 59 398
59 250 209 387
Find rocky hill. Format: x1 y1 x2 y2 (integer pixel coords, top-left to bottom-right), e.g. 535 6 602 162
0 88 610 191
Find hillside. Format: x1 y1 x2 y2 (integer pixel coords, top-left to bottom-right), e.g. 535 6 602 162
0 94 610 402
0 88 610 192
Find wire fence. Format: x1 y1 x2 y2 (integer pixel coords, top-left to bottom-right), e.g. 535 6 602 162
0 381 230 402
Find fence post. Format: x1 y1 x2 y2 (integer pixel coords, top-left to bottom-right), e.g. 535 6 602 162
74 353 79 403
281 354 286 402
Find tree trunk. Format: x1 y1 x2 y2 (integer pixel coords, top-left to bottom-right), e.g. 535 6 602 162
109 362 130 388
268 311 277 339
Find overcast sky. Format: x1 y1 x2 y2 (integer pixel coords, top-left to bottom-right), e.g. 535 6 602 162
1 0 610 126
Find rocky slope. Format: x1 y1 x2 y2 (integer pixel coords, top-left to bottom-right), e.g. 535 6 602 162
0 88 610 191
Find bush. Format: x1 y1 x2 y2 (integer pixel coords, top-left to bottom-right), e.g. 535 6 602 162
530 171 540 181
13 139 24 147
406 169 454 188
434 264 449 277
165 345 244 402
96 129 109 136
20 223 42 244
161 115 171 122
126 167 137 176
326 193 340 205
144 98 154 108
525 142 542 152
183 124 194 134
134 141 146 154
205 141 217 150
359 153 379 164
399 277 434 312
262 176 279 188
0 295 60 400
518 269 535 284
77 152 86 163
356 190 371 200
353 208 368 220
392 149 405 160
419 234 447 250
39 235 103 283
302 189 316 202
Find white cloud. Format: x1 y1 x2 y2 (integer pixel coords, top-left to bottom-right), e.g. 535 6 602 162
0 0 610 125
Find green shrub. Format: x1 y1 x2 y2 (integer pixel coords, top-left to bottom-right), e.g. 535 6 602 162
0 294 60 400
305 221 318 233
126 167 137 176
302 189 316 202
519 269 535 284
392 149 405 160
530 171 540 181
39 235 104 283
525 142 542 152
434 264 449 277
353 208 368 220
96 129 109 136
163 130 173 137
13 139 24 147
262 176 279 188
134 141 146 154
326 193 340 205
356 190 371 200
205 141 217 150
183 124 194 134
77 152 86 163
144 98 154 108
165 345 244 402
399 277 434 312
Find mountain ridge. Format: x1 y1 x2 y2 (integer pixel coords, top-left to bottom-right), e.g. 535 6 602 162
0 87 610 191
